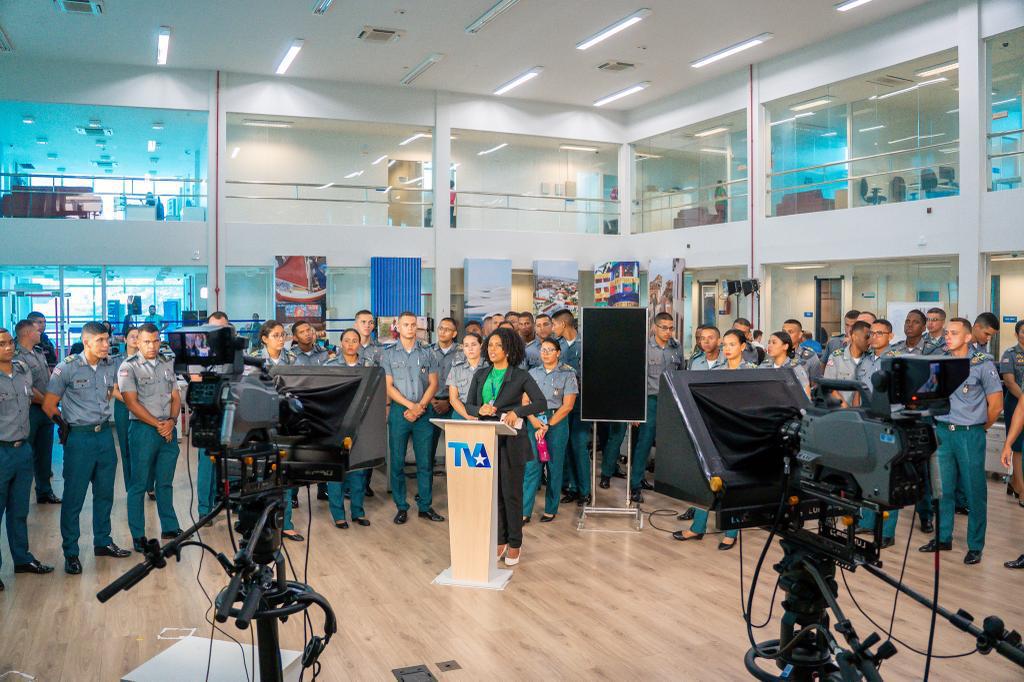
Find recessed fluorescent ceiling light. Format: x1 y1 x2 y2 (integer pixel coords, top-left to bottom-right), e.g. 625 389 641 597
835 0 873 11
858 124 885 132
635 152 662 160
820 131 838 137
377 185 393 192
575 8 651 51
403 176 424 184
494 66 543 95
790 96 833 112
231 147 240 159
887 135 916 145
400 53 444 86
939 147 958 154
387 159 397 167
917 132 945 140
147 140 157 152
691 33 773 68
593 81 650 107
399 132 431 146
344 170 364 179
872 77 947 101
700 147 728 155
22 115 34 124
915 61 958 78
693 126 729 138
946 108 959 114
559 144 599 152
993 97 1019 106
784 263 827 270
477 143 508 156
151 122 164 130
991 255 1024 261
465 0 521 34
371 155 388 165
276 39 304 75
35 137 48 145
47 153 58 160
242 119 293 128
312 0 334 15
318 182 336 190
156 26 170 65
769 112 814 127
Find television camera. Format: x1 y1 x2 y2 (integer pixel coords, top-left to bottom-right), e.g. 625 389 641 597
654 356 1024 681
97 324 386 681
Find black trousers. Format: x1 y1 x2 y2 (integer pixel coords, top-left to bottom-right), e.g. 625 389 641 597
497 443 526 549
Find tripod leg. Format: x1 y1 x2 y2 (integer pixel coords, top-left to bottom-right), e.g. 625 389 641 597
256 615 285 682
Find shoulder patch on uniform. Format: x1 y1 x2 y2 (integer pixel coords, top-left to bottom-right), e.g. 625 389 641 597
831 348 844 357
11 358 29 374
63 354 78 364
971 352 993 366
885 350 899 357
560 363 574 371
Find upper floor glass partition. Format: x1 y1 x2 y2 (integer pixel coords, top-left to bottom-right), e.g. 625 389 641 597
766 48 959 217
632 110 748 233
988 29 1023 192
0 100 207 221
450 129 619 234
225 115 433 227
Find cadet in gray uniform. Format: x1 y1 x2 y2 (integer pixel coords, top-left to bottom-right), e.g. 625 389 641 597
689 326 725 370
44 321 132 575
783 319 822 380
732 318 764 365
382 311 443 524
823 320 871 406
117 323 182 551
354 310 385 366
922 307 948 355
821 310 861 361
13 319 60 504
918 318 1003 565
447 332 487 420
0 327 54 589
759 331 810 395
855 320 901 545
891 309 927 355
428 317 460 465
1000 320 1024 502
290 320 330 366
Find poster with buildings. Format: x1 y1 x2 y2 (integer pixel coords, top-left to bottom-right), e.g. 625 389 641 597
274 256 327 324
533 260 579 315
594 261 640 307
648 259 675 316
464 258 512 322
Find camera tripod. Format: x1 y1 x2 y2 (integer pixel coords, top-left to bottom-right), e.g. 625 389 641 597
98 491 336 682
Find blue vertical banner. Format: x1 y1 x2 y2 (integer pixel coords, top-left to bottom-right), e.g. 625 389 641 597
371 257 422 316
464 258 512 323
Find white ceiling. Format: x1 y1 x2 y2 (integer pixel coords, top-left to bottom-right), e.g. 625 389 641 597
0 0 936 111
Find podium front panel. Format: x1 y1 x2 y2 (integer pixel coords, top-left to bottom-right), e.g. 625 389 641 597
442 421 501 584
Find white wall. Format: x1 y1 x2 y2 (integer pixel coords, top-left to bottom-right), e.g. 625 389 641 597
2 218 207 265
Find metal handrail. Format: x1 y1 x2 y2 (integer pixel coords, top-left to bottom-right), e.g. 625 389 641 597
0 171 206 184
224 193 431 206
635 176 748 198
987 127 1024 139
989 149 1024 160
639 193 750 213
768 140 959 179
456 189 618 203
767 162 960 196
454 202 617 216
224 179 426 191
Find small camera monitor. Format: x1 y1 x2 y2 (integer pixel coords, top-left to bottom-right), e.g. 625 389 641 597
168 325 240 374
888 356 969 409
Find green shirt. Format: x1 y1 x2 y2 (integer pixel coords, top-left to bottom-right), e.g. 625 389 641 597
482 367 507 404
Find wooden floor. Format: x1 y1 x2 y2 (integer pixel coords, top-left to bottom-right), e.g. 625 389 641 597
3 439 1024 681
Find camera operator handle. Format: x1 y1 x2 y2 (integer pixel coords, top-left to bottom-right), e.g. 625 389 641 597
96 561 152 603
235 583 265 630
217 569 246 623
815 378 865 393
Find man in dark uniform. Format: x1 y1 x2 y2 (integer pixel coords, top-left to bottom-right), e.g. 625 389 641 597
552 309 590 505
14 319 60 504
26 312 57 367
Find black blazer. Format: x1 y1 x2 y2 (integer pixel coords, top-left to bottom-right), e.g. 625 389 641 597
465 366 546 466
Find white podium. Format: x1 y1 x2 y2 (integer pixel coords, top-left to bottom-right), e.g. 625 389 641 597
121 636 302 681
430 418 517 590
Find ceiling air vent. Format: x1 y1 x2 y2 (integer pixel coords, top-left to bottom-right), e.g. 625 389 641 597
53 0 105 15
357 26 403 44
75 126 113 136
866 74 914 89
597 61 636 73
92 159 117 169
0 24 13 52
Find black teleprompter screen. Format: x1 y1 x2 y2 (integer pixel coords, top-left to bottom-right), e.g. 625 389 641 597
580 307 648 422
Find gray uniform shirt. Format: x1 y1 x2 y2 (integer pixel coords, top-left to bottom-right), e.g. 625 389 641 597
251 347 296 366
855 346 900 396
46 354 119 425
822 334 846 361
292 345 329 366
381 342 437 402
357 341 385 367
117 355 178 420
528 364 578 411
446 360 487 402
759 357 809 393
325 356 374 368
689 352 725 371
523 338 543 369
922 332 947 356
711 360 759 371
795 345 823 380
936 352 1002 425
647 338 684 395
430 342 461 398
999 344 1024 388
14 343 49 396
824 346 867 405
0 361 33 441
891 337 926 355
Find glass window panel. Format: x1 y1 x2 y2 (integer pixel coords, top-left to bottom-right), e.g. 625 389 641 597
988 29 1024 191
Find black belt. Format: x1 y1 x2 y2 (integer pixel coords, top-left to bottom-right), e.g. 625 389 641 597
0 440 25 448
70 422 111 433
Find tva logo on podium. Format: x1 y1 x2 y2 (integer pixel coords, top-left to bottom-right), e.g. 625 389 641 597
448 441 492 468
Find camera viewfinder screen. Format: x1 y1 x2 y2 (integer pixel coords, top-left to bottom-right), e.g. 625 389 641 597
913 362 942 398
183 333 211 359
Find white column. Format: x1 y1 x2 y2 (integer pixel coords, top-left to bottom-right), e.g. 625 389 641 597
432 92 453 319
617 143 632 235
749 64 767 329
956 0 984 319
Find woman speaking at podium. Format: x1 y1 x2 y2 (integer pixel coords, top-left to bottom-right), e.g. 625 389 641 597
465 327 545 566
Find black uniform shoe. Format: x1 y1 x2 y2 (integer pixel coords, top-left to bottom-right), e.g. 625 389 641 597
963 550 982 565
64 557 82 575
599 476 611 489
718 538 737 551
160 530 183 540
133 537 146 553
353 517 371 527
671 531 703 541
630 488 643 504
0 578 4 590
560 491 578 504
879 537 896 549
94 543 131 558
540 514 556 523
418 508 445 522
918 539 952 553
335 521 349 530
282 531 304 542
14 560 54 574
955 505 969 515
576 495 591 507
36 492 62 504
316 485 329 501
394 510 408 524
677 508 695 521
1004 554 1024 569
920 518 935 534
639 479 654 491
291 496 299 509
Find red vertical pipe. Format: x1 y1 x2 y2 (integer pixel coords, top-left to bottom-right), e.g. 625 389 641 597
214 70 222 308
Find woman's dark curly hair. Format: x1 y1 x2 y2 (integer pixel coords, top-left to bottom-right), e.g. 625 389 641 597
485 327 525 368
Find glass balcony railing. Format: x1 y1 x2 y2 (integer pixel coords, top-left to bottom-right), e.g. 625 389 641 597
224 180 433 227
767 142 960 217
989 127 1023 192
453 191 619 234
0 173 207 221
633 178 748 233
